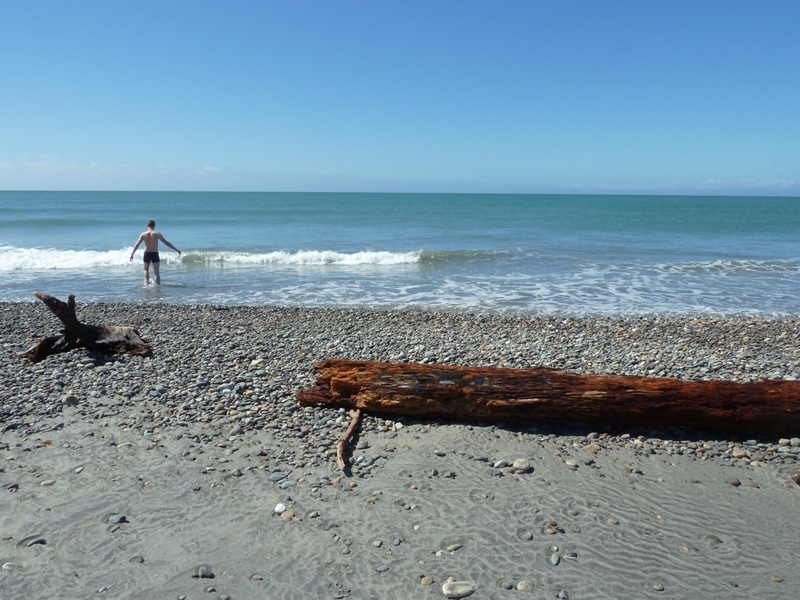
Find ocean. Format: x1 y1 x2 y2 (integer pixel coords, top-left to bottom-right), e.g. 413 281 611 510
1 191 798 315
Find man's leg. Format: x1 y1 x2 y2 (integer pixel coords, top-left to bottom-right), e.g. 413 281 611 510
153 261 161 285
143 261 151 284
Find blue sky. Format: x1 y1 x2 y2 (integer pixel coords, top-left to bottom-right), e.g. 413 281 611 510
1 1 799 194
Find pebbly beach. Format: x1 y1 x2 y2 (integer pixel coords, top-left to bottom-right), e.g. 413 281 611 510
2 301 800 599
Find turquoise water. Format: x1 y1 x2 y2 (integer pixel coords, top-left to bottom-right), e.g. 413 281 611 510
1 191 798 314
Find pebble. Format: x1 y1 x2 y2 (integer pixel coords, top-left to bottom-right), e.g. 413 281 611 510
192 565 215 579
512 458 533 473
516 580 535 591
442 580 477 599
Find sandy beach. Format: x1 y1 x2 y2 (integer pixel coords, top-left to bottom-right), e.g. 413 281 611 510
2 302 800 599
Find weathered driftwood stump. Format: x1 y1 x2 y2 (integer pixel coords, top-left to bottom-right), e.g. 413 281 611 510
297 359 800 435
23 292 151 363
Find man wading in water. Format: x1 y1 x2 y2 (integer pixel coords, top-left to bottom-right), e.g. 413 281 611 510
130 220 181 285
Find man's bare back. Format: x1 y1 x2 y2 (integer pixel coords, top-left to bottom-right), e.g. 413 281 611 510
130 220 181 285
139 230 167 252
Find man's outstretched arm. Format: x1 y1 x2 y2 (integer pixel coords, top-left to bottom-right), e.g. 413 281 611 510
159 234 181 254
130 234 144 261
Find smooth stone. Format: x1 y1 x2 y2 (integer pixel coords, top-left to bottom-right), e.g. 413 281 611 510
192 564 215 579
107 514 128 524
512 458 533 473
19 536 46 547
516 580 535 591
550 552 560 565
274 503 287 514
442 581 477 599
725 477 742 487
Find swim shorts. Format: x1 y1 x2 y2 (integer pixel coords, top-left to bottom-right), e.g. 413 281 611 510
143 251 160 263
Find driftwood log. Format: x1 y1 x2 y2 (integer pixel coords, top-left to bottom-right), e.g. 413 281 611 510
297 359 800 435
23 292 152 363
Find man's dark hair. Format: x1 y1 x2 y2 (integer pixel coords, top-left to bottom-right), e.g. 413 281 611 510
147 220 156 228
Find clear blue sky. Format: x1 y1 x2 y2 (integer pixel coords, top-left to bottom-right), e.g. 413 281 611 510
2 1 799 194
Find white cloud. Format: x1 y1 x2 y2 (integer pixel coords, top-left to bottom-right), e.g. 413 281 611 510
699 178 797 190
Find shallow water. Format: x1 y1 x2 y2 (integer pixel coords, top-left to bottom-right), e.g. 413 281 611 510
2 191 798 314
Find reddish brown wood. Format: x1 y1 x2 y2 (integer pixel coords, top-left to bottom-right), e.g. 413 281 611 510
337 409 362 472
23 292 152 363
296 359 800 435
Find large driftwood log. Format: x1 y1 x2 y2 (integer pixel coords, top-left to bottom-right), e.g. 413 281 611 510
23 292 152 363
296 359 800 435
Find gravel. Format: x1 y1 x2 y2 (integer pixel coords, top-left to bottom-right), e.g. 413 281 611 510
3 302 800 470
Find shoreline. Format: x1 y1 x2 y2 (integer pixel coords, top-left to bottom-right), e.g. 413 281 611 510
2 303 799 598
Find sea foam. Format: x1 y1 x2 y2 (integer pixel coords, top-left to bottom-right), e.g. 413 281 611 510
182 249 422 266
2 246 132 270
1 246 423 270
